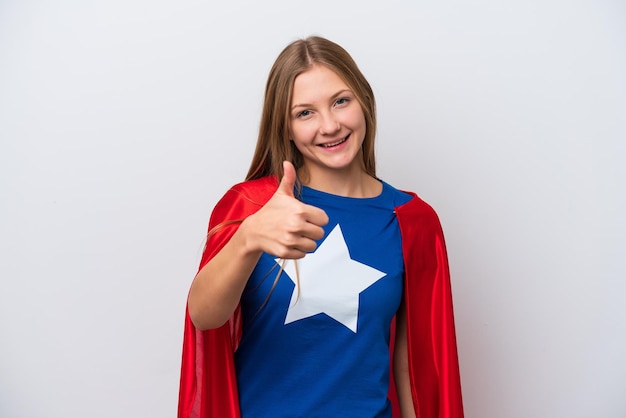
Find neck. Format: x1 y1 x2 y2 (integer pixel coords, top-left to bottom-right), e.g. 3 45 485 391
298 165 381 198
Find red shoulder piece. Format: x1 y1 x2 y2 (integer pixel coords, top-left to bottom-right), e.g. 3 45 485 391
394 194 464 418
178 177 278 418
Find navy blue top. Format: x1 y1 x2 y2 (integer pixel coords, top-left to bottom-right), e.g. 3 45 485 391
235 181 412 417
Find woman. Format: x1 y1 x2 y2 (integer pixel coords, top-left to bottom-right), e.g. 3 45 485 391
178 36 464 418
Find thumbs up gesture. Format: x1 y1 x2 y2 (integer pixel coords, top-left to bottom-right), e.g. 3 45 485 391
244 161 329 259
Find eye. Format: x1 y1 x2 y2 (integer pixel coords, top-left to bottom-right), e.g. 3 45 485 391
335 97 350 106
296 110 311 118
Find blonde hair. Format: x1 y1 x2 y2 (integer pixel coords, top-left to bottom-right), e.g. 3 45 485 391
208 37 376 314
246 36 377 182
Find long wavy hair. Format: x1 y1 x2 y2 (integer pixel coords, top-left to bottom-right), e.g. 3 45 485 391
207 37 378 316
246 36 378 182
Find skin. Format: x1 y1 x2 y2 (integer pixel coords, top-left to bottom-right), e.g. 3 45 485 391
187 64 415 417
187 161 327 330
395 298 417 418
289 64 381 197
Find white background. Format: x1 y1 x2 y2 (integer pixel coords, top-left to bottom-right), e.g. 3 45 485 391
1 1 625 417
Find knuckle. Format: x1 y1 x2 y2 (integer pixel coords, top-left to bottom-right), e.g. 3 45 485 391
282 234 297 247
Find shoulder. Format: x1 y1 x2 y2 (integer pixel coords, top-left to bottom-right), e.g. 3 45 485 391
393 188 442 228
393 191 447 255
207 176 278 230
209 176 278 220
226 176 279 206
380 181 437 218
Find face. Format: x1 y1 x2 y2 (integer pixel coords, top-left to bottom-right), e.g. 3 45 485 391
289 65 367 180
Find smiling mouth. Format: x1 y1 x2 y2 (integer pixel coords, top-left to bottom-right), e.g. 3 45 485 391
319 135 349 148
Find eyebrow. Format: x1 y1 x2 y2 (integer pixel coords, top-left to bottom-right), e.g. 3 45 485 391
291 89 353 111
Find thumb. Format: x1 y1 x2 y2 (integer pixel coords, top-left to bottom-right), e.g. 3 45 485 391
277 161 296 197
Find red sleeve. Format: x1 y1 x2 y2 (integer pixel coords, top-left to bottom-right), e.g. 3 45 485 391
178 178 277 418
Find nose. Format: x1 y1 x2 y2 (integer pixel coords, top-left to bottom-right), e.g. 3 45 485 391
318 112 340 135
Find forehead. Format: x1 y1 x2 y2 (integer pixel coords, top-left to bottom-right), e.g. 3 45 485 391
291 65 351 103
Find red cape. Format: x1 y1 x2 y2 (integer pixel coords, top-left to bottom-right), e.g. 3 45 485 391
178 176 464 417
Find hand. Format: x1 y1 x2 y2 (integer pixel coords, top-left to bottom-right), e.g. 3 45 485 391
244 161 329 259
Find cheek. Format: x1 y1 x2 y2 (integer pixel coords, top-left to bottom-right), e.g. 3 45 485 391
291 123 316 142
292 137 310 152
341 107 366 130
355 109 367 129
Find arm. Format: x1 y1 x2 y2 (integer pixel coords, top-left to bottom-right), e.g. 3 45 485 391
187 218 264 330
187 162 328 330
394 298 417 418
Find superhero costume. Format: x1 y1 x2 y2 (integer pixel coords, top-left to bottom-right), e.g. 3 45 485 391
178 176 464 418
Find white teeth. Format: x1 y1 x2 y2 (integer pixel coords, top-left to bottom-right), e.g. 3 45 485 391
321 137 347 148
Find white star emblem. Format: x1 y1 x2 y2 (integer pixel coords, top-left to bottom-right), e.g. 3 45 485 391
277 224 386 333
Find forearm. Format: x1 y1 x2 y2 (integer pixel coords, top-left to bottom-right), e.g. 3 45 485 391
394 301 417 418
187 164 328 330
187 218 262 330
394 359 416 417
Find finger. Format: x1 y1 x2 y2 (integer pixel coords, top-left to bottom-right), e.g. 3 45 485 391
300 223 326 241
271 239 315 259
278 248 308 260
287 237 319 255
276 161 296 197
304 206 329 227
